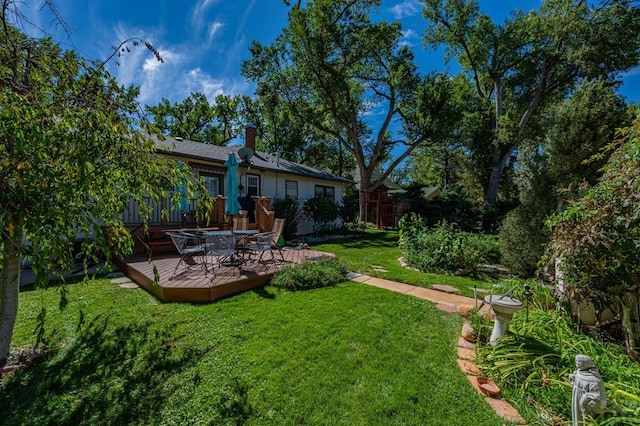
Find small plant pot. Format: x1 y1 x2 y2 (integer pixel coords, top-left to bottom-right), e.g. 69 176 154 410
476 377 500 397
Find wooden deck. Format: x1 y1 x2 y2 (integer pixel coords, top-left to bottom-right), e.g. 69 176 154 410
115 247 334 303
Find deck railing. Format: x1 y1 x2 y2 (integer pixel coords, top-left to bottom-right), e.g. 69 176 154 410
121 194 275 230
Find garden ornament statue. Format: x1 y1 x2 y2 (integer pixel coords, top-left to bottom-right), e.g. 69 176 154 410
569 354 607 425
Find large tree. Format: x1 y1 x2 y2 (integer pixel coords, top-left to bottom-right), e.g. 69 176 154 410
0 3 186 365
241 95 355 177
242 0 460 218
145 92 242 145
422 0 640 204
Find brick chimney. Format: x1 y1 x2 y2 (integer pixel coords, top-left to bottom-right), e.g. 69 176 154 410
245 126 256 151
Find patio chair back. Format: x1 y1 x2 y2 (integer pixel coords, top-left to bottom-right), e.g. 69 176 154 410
167 232 204 255
166 232 207 274
205 233 237 257
271 218 285 246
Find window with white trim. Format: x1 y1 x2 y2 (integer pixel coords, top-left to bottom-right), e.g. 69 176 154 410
247 174 260 197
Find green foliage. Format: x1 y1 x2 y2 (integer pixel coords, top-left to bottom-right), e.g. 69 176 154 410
420 188 478 230
0 14 191 363
243 0 462 218
338 188 360 224
304 196 339 235
546 112 640 356
499 204 552 277
310 229 498 298
422 0 640 204
343 220 367 233
399 215 500 274
499 80 628 277
270 257 347 290
272 197 302 239
473 287 640 424
145 92 242 145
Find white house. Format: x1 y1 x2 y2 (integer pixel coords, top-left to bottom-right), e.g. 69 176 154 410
123 127 351 236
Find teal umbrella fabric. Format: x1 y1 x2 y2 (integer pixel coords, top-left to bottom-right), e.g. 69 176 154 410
224 153 242 216
177 162 190 211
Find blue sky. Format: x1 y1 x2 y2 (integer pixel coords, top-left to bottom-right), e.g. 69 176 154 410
21 0 640 108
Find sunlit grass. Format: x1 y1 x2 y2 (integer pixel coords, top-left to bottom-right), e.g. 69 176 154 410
2 278 507 425
310 229 499 297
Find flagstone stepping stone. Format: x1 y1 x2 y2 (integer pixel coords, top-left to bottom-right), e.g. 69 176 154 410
436 303 458 314
119 282 139 289
346 271 362 280
432 284 461 294
372 266 388 272
111 277 132 284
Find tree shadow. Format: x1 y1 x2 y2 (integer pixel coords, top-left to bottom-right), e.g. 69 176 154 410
0 316 206 425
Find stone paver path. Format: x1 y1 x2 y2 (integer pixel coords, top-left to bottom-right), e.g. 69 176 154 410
350 273 526 425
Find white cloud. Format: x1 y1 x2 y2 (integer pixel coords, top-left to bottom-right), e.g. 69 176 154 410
389 0 421 20
192 0 220 30
399 28 419 47
207 21 225 44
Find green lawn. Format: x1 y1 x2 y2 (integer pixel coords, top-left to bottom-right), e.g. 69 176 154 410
2 278 508 425
310 229 499 297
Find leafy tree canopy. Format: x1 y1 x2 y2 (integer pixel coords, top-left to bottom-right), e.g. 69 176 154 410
0 6 189 364
421 0 640 203
145 92 242 145
242 0 462 217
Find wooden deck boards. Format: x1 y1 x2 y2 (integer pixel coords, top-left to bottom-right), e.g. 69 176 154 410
116 247 334 303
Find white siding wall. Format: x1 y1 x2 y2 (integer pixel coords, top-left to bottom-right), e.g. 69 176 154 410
242 169 345 235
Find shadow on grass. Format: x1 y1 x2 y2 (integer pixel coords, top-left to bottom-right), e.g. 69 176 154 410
0 316 206 425
251 285 276 300
312 231 399 250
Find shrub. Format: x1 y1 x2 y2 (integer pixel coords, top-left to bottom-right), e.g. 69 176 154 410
303 196 339 236
545 115 640 357
399 217 500 274
270 257 347 291
272 197 302 239
499 205 551 277
338 190 359 224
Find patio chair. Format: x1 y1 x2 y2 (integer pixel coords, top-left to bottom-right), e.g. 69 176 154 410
246 231 284 266
204 233 239 276
166 232 207 274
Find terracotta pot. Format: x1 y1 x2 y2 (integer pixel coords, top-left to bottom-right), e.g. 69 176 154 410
476 377 500 397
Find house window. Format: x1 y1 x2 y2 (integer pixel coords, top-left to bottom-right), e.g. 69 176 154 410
314 185 335 201
285 180 298 199
202 174 221 196
246 174 260 197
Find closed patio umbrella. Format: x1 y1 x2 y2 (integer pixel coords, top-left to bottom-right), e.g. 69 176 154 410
224 153 242 217
177 162 190 211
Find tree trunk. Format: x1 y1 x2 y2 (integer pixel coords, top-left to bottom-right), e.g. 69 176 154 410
0 226 23 366
358 189 366 222
484 146 514 204
618 291 640 359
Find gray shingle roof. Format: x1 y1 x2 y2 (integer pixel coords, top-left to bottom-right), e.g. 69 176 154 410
152 134 352 184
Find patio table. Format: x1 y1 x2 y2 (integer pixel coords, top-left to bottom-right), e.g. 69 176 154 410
203 229 258 266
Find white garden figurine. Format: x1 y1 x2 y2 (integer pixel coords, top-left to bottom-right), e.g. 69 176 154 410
569 354 607 425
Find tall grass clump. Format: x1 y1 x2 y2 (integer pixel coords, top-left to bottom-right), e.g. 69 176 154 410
473 279 640 424
399 214 500 275
270 257 347 290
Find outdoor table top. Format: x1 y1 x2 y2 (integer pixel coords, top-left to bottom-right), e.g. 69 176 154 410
202 229 259 236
